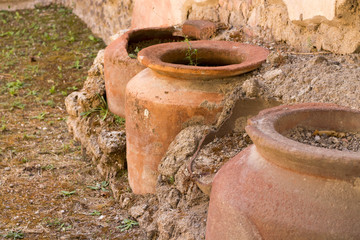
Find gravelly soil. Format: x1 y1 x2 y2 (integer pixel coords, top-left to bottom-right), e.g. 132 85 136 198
285 127 360 152
192 131 252 185
0 5 145 239
260 53 360 110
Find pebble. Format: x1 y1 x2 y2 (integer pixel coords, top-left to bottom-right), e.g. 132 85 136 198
263 69 283 81
286 126 360 152
4 167 10 171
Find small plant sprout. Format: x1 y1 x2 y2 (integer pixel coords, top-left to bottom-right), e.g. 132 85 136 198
88 35 99 42
73 59 82 69
60 190 76 196
114 115 125 126
44 100 55 108
80 94 109 120
31 112 48 120
27 89 38 96
87 181 109 192
42 164 54 170
90 210 101 216
128 46 140 59
117 219 139 232
67 86 78 91
49 85 56 94
11 101 26 110
184 37 198 66
3 230 24 239
169 175 175 184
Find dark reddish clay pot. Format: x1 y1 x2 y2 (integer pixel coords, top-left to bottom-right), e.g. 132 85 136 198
125 41 269 194
206 103 360 239
104 27 182 117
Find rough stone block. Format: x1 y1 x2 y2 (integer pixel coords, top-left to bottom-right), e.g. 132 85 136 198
182 20 216 40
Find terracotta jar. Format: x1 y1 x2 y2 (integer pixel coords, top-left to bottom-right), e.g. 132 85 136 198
125 40 269 194
206 103 360 239
104 27 183 117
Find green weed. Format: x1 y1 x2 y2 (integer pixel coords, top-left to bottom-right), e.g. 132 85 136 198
114 115 125 126
11 101 26 110
42 164 54 170
90 210 101 216
49 85 56 94
27 89 38 96
184 37 198 66
44 100 55 108
73 59 82 69
3 230 24 239
80 94 108 120
87 181 109 192
117 219 139 232
31 112 48 120
60 190 76 196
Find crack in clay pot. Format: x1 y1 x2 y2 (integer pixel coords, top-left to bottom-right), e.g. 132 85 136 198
125 40 270 194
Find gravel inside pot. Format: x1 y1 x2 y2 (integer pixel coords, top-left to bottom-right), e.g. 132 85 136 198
285 126 360 152
192 131 252 185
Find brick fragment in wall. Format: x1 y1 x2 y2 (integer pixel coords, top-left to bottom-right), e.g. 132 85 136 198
182 20 217 39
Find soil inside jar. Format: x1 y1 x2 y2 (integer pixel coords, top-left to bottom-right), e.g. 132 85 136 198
192 131 253 185
127 37 185 57
285 126 360 152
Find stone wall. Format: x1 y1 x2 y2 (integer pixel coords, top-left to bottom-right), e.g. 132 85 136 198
57 0 133 44
2 0 359 53
132 0 360 54
0 0 53 10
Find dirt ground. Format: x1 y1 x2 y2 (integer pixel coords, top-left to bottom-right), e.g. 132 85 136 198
0 5 146 239
1 4 360 240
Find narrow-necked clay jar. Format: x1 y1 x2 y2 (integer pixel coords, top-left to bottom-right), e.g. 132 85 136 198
125 40 269 194
104 27 183 117
206 103 360 239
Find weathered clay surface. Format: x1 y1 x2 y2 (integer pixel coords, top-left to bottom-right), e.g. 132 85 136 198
127 40 269 194
137 40 269 80
246 103 360 179
104 26 182 117
206 104 360 239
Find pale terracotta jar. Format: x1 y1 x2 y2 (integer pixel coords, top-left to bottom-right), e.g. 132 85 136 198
104 27 183 117
125 40 269 194
206 103 360 239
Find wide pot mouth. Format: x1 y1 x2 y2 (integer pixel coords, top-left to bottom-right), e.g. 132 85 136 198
125 26 184 54
137 40 269 80
245 103 360 180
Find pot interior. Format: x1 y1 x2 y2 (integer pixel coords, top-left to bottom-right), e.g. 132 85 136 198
274 109 360 135
127 30 185 54
160 48 245 67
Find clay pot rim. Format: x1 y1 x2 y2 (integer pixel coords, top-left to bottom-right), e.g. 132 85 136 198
137 40 269 80
246 103 360 180
108 26 180 62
